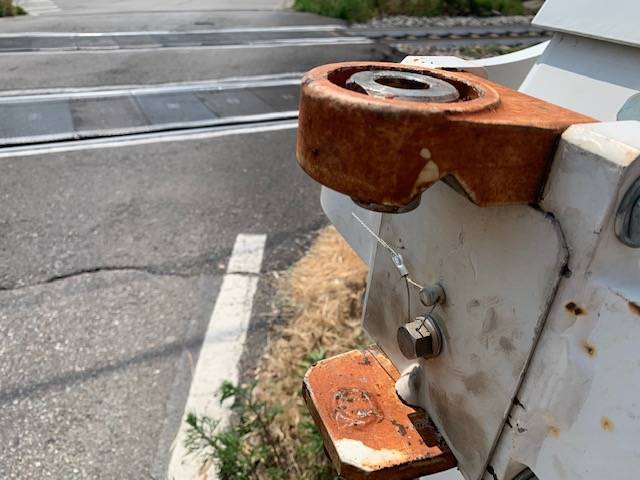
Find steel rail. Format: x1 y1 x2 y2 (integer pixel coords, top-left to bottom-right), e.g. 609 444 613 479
0 24 550 53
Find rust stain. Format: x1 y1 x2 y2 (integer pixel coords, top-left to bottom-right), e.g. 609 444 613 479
303 347 456 479
565 302 587 316
547 425 561 438
391 419 408 436
601 416 614 432
296 61 595 211
359 355 372 366
629 302 640 316
581 340 597 357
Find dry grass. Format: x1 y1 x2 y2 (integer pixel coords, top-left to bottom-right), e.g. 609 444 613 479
254 225 368 479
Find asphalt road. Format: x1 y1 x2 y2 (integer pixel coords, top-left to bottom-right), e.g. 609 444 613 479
0 127 326 479
0 44 389 92
0 2 390 478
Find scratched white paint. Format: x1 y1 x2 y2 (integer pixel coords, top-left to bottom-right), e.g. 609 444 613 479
334 439 405 471
487 123 640 480
362 181 565 480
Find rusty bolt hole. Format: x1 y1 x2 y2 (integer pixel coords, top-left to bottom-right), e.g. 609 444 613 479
328 65 481 102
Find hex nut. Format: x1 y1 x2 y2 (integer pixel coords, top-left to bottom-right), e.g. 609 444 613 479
397 316 443 360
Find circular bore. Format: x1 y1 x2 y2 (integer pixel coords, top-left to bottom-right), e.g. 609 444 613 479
346 69 460 103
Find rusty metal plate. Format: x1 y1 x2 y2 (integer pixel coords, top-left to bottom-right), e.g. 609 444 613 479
296 61 595 210
303 347 457 479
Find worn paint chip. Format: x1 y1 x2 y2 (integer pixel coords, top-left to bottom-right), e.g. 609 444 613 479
413 161 440 197
334 438 405 471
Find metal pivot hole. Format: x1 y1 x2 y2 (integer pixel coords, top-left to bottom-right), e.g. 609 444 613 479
397 315 443 360
615 176 640 248
346 69 460 103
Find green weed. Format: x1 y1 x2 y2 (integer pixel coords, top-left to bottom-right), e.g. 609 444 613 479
184 380 336 480
293 0 525 22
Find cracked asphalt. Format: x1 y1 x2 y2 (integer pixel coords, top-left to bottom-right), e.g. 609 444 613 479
0 2 391 477
0 128 328 479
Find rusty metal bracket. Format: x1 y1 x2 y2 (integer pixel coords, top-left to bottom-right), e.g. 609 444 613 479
303 346 457 479
296 61 594 212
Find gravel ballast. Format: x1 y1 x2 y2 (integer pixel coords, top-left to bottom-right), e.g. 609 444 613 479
354 14 534 28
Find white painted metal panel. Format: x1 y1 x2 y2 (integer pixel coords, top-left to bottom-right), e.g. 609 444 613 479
320 186 381 265
534 0 640 48
520 34 640 121
362 183 566 480
487 123 640 480
403 42 548 90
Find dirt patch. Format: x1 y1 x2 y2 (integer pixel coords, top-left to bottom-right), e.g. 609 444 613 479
254 225 368 479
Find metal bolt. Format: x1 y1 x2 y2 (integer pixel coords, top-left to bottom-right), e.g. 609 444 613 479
615 176 640 248
397 315 443 360
346 69 460 103
419 283 446 307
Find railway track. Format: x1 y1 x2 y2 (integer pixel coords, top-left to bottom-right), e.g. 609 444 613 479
0 24 550 148
0 24 550 53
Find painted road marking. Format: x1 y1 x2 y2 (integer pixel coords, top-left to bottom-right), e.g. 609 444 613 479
0 72 304 101
0 25 346 37
168 233 267 479
0 37 372 56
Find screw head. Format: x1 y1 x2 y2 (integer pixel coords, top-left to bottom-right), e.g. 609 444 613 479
419 283 446 307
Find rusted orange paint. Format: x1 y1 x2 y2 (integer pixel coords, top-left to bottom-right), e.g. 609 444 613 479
303 347 457 479
296 61 595 210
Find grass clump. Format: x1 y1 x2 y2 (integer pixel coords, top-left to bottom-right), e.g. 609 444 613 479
184 226 369 479
0 0 26 16
293 0 525 22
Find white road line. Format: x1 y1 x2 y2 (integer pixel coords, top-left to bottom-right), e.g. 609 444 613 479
168 234 267 480
0 72 304 98
0 120 298 158
0 25 346 37
0 75 302 103
0 37 372 57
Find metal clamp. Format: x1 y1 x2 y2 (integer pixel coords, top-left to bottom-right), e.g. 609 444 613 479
615 176 640 248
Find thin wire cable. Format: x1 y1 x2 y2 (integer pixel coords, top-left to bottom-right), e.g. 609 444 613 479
417 303 437 333
351 212 424 290
351 211 398 257
404 276 411 324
